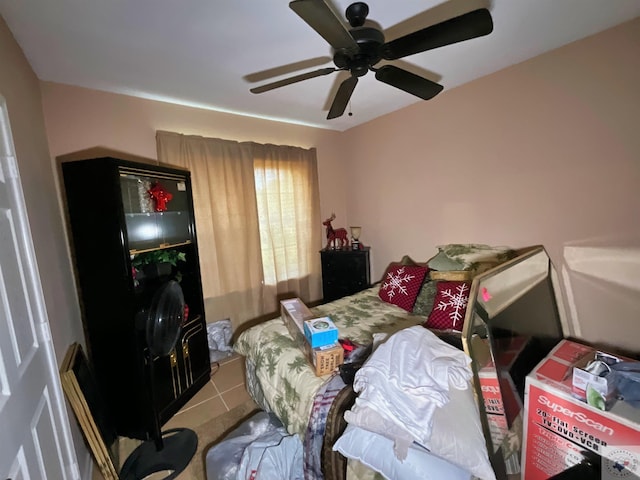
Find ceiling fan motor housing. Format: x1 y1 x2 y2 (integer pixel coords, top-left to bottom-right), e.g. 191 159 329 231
345 2 369 27
333 26 385 76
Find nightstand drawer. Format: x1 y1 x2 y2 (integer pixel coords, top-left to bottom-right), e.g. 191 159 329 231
320 248 371 303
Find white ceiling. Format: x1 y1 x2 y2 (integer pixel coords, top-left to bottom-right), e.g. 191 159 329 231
2 0 639 131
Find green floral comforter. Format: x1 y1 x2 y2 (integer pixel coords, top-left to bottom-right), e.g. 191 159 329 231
234 286 426 437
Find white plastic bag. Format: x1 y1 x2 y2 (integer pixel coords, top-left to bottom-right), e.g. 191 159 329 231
206 412 282 480
205 411 303 480
236 430 303 480
207 319 233 363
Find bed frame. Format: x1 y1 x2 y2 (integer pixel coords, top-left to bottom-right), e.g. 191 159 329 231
322 385 356 480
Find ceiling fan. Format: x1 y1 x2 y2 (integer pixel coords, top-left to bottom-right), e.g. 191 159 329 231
249 1 493 120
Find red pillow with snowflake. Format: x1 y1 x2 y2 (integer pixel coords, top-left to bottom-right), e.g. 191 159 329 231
425 281 471 331
378 265 429 312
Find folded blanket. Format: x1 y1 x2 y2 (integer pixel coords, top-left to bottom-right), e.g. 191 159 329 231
303 373 346 480
428 244 516 274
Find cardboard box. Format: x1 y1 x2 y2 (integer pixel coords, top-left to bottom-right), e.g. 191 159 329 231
303 316 338 348
476 336 527 475
280 298 314 347
310 342 344 377
280 298 343 376
479 365 523 453
522 340 640 480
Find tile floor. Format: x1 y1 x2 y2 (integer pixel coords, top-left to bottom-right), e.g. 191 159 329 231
90 354 518 480
91 352 251 479
163 352 251 431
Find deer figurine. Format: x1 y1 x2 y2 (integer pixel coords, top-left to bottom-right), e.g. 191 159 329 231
322 213 348 250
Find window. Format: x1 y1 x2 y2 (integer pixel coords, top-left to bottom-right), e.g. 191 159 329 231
156 131 322 327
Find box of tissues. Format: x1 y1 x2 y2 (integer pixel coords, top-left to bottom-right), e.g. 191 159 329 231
303 316 338 348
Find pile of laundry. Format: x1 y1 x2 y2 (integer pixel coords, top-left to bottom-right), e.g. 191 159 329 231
333 326 497 480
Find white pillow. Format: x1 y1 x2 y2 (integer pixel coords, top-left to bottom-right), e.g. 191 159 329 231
343 381 496 480
429 383 496 480
333 424 471 480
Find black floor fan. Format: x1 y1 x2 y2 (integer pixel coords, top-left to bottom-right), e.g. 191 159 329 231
120 280 198 479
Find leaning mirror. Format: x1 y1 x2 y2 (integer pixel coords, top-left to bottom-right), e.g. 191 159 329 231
462 246 567 478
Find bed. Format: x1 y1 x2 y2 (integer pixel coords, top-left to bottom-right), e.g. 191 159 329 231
234 287 421 479
233 246 517 480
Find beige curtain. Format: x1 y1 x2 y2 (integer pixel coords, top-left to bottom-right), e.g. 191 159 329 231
156 131 321 332
253 143 322 305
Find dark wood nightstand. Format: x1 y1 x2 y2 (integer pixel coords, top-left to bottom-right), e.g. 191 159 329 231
320 247 371 303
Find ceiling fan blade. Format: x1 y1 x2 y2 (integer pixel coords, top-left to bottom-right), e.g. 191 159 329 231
382 8 493 60
244 56 332 83
327 75 358 119
290 0 358 52
250 67 337 94
375 65 443 100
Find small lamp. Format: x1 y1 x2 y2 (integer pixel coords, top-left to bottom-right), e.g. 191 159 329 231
350 226 362 250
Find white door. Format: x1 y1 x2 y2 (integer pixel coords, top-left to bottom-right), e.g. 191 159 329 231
0 97 79 479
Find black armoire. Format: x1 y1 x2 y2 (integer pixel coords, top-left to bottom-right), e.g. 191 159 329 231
62 157 211 440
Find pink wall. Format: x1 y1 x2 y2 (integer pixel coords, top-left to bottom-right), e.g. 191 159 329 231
41 82 350 236
38 18 640 351
343 18 640 351
345 18 639 275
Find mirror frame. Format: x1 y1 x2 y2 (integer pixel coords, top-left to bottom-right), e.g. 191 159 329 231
462 245 567 477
